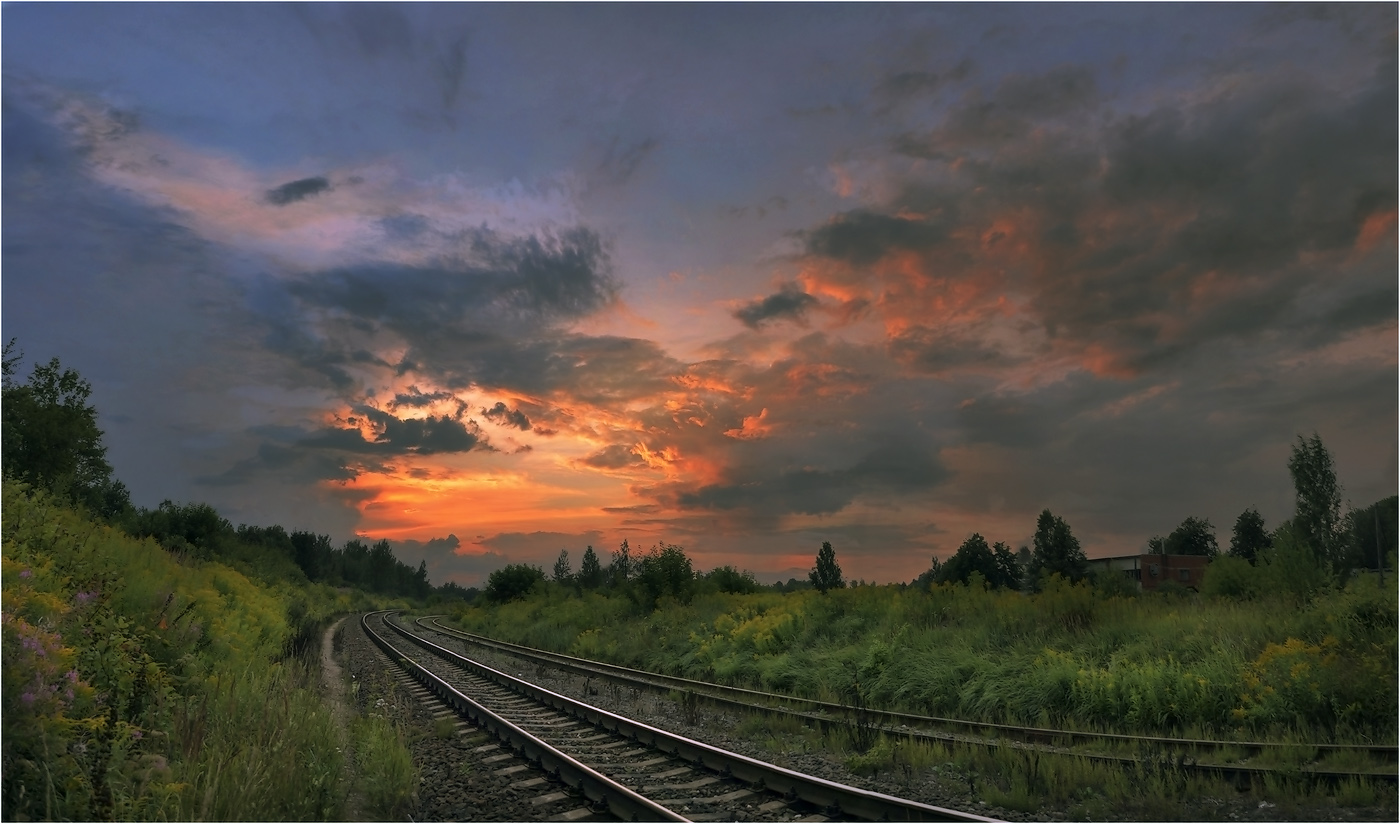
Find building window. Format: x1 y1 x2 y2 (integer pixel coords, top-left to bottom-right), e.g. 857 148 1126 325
1178 568 1190 581
1149 564 1159 577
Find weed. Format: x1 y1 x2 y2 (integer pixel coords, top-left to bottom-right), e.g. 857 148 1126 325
352 715 416 819
433 716 458 740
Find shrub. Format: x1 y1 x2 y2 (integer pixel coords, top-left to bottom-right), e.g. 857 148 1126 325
483 563 545 603
1202 556 1257 599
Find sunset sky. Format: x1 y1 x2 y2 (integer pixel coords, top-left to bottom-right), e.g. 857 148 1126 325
4 4 1396 586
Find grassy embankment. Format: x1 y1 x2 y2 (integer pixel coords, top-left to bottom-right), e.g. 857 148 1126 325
1 480 417 821
445 572 1396 818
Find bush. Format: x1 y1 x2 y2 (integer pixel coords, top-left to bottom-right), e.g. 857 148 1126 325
483 564 545 603
1202 555 1257 599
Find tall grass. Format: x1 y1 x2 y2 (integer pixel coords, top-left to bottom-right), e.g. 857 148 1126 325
1 480 401 820
446 571 1396 745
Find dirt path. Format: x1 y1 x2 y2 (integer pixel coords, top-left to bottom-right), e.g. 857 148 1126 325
322 616 367 821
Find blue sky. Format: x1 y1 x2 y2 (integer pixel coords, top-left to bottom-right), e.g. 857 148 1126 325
4 3 1395 585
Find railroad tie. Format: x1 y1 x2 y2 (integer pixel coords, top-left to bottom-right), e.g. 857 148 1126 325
510 777 550 790
530 791 572 807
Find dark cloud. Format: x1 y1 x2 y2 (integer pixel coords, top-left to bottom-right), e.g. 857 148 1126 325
732 282 819 329
996 65 1097 117
669 442 946 522
379 213 430 240
435 35 469 110
811 59 1397 376
803 211 951 266
195 442 362 488
596 136 661 186
288 226 612 329
877 70 945 100
302 406 491 456
887 326 1013 376
257 225 644 397
390 386 457 409
265 176 332 205
481 401 531 430
342 3 415 58
578 444 644 470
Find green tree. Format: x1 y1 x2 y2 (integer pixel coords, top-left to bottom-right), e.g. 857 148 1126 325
1288 433 1343 568
1201 555 1257 599
1228 507 1271 563
809 540 845 593
1164 516 1219 557
939 533 997 587
911 556 942 590
992 541 1022 590
608 539 634 586
704 565 759 594
1341 496 1398 574
1027 509 1087 586
1 341 129 518
635 542 694 607
552 549 573 584
483 564 545 603
577 545 604 589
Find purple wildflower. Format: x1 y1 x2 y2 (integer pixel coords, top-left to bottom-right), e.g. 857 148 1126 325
75 591 96 605
19 569 32 579
20 692 36 705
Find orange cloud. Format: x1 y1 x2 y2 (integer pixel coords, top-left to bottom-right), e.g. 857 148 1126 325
724 407 773 440
1356 209 1396 254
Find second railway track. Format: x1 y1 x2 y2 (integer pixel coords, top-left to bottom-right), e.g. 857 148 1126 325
363 611 1003 822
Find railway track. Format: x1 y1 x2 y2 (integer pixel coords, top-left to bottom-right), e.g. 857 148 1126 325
363 611 1003 822
415 615 1398 787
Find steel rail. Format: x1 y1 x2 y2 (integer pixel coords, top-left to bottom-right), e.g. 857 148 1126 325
383 612 1004 822
361 611 687 822
419 616 1399 784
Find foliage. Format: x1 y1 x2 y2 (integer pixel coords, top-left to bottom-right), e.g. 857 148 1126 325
703 565 761 595
937 534 1020 589
1257 521 1333 603
1164 516 1218 557
577 545 604 589
1027 510 1087 587
1 341 130 519
448 556 1396 744
1201 555 1258 600
608 539 634 586
1229 507 1272 563
1288 433 1344 569
809 541 845 594
1 481 370 821
1340 496 1397 573
635 542 695 608
483 563 545 603
351 715 416 818
552 549 573 584
122 503 430 597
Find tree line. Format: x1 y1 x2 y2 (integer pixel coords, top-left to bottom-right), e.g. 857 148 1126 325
913 432 1395 594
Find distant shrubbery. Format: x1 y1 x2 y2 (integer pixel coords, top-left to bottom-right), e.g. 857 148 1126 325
450 567 1396 742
